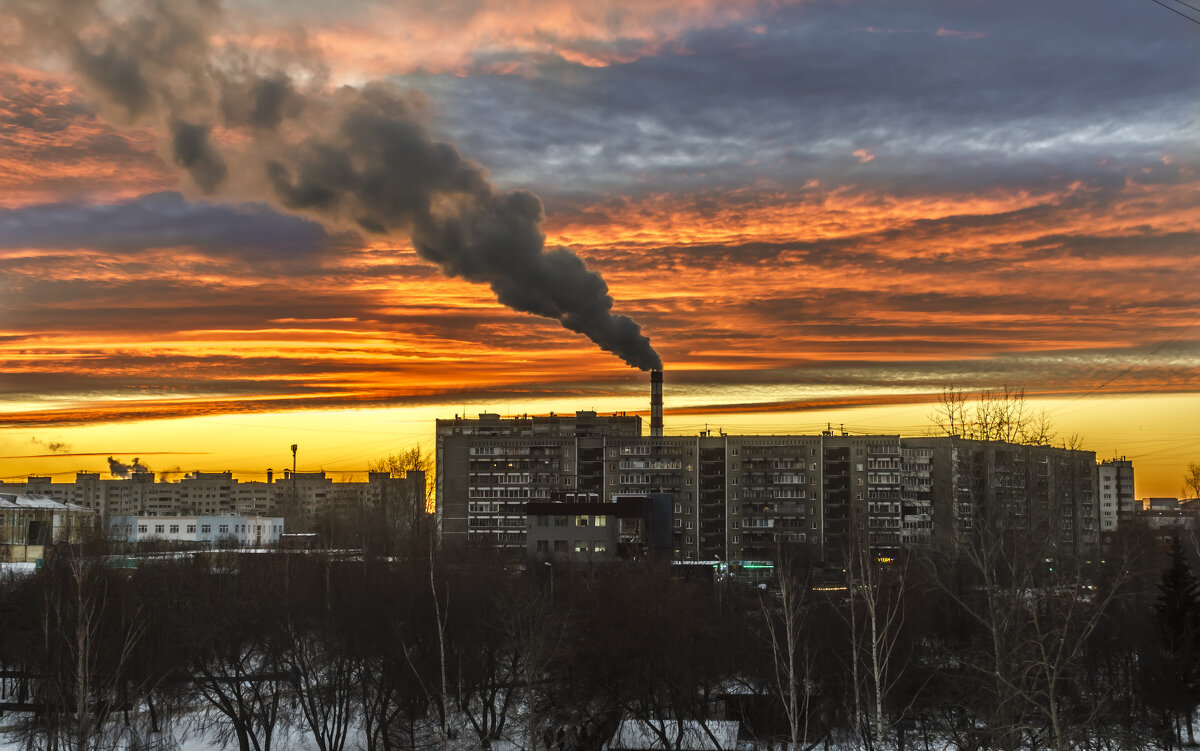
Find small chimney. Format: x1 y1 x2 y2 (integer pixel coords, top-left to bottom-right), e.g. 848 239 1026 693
266 469 273 484
650 370 664 437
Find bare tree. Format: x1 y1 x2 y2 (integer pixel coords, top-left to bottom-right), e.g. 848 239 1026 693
930 386 970 438
760 553 821 751
185 556 289 751
1183 462 1200 500
931 385 1058 446
26 548 145 751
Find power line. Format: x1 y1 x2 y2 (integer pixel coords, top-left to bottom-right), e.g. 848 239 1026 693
1147 0 1200 24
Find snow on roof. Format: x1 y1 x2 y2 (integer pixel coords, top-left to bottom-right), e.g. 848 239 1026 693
608 718 740 751
0 494 94 512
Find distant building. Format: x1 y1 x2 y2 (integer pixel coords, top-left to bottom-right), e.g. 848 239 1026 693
1136 498 1199 551
0 470 424 532
107 515 284 547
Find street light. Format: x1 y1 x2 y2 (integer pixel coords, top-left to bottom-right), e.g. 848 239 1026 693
543 560 553 603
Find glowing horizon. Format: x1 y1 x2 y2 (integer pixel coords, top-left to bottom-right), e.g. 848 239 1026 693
1 0 1197 500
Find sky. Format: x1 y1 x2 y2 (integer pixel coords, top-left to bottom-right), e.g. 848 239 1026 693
0 0 1197 496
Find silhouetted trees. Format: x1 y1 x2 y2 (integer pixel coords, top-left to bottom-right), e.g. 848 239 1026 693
0 533 1192 751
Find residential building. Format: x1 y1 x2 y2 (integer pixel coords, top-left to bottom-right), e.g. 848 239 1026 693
1097 457 1136 530
0 470 424 533
436 413 1106 563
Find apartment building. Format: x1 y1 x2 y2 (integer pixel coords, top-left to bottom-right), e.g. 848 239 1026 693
437 413 1106 563
0 470 425 529
1097 457 1136 530
435 411 641 550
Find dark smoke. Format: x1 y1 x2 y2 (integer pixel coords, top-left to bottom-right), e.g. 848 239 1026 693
2 0 662 370
29 437 71 454
107 456 150 478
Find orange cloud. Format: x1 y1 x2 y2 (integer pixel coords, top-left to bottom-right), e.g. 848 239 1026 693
225 0 768 79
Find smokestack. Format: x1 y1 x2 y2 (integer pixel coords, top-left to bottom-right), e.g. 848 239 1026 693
650 370 664 437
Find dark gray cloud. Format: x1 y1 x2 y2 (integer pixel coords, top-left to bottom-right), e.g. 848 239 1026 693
0 192 334 257
4 0 663 371
418 0 1198 200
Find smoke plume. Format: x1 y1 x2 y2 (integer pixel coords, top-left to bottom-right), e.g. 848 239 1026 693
1 0 662 370
107 456 150 478
29 437 71 454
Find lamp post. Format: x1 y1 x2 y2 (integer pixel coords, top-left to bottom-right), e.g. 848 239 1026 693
543 560 553 603
290 444 298 522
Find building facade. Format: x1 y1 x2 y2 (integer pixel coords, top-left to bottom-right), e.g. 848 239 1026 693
1097 457 1136 530
0 494 95 562
436 414 1109 562
107 515 284 547
0 470 424 529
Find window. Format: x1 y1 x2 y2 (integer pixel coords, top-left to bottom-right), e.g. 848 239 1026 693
155 524 165 534
685 520 694 529
575 515 589 527
593 515 606 527
201 524 211 533
169 524 179 533
733 520 740 528
537 515 549 527
593 542 607 554
732 535 740 544
732 477 738 485
219 524 229 534
674 519 681 528
553 540 568 553
574 540 588 553
536 540 549 553
732 449 739 456
138 524 147 534
554 515 567 527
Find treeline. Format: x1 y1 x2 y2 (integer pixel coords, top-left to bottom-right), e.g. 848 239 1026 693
0 531 1196 751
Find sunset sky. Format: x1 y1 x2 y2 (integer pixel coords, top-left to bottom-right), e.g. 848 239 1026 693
0 0 1197 496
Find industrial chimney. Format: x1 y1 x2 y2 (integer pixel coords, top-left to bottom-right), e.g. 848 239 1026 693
650 370 664 437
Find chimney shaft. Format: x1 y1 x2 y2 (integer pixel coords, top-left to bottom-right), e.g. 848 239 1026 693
650 370 664 437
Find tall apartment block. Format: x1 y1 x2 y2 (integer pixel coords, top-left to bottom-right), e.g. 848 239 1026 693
436 412 1105 562
1097 457 1136 530
435 411 642 549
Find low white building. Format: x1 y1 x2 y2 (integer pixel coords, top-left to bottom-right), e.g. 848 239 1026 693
107 515 284 547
